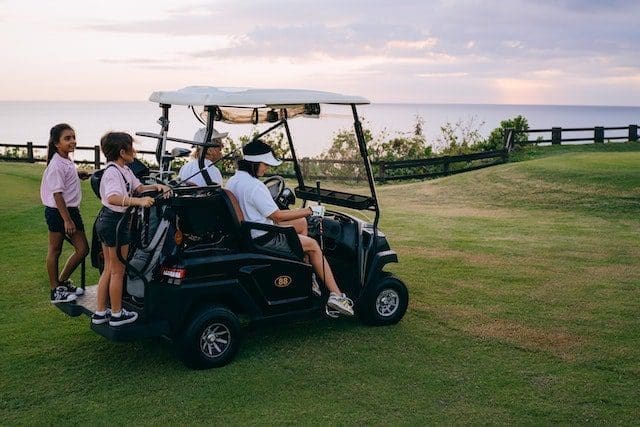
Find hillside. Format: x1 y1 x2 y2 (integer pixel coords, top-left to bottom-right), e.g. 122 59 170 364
1 145 639 423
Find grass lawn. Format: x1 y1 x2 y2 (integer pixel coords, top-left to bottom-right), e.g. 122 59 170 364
1 143 639 424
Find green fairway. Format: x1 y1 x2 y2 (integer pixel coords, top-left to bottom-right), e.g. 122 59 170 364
1 144 639 424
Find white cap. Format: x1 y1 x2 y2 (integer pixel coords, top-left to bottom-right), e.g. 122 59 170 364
242 139 282 166
194 127 228 143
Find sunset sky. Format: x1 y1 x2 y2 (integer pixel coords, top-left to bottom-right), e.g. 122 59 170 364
1 0 639 105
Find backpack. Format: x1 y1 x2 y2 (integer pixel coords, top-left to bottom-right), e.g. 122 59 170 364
90 159 150 198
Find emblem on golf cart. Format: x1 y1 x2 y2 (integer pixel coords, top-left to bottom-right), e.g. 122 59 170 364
274 275 293 288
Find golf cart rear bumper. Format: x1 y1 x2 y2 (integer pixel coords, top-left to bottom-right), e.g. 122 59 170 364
54 285 171 341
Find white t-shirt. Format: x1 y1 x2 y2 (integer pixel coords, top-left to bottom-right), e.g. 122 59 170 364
100 162 142 213
178 159 223 186
40 153 82 208
225 170 278 236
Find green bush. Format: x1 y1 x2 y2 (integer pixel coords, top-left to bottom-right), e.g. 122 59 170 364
480 115 530 151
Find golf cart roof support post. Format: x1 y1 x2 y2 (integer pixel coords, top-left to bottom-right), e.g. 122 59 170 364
157 104 171 180
350 104 380 231
255 120 285 140
281 118 305 189
199 105 216 186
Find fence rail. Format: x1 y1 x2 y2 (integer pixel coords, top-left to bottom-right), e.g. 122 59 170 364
514 124 638 145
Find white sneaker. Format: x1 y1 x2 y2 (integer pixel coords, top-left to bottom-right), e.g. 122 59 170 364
326 293 354 317
109 308 138 327
50 286 77 304
311 274 321 297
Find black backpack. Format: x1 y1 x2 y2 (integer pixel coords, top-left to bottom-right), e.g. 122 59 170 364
90 159 149 198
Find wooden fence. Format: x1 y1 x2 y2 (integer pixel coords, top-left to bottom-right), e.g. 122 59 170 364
508 124 638 146
0 143 156 169
3 123 637 182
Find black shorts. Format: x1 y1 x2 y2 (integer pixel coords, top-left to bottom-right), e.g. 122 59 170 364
44 207 85 233
94 207 132 247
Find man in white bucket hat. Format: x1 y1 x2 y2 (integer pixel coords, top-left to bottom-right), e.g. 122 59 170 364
225 139 354 317
178 127 228 186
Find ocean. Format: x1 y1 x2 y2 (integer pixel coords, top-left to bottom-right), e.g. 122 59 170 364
1 101 638 161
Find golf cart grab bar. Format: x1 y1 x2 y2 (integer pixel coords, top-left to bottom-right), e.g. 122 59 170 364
295 186 376 211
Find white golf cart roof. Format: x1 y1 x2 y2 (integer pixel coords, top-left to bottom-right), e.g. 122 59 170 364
149 86 370 107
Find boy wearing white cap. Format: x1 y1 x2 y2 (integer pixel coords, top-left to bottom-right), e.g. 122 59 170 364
225 139 354 317
178 127 228 186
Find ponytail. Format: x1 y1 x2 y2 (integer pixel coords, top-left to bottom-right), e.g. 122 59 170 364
237 159 260 177
47 123 73 164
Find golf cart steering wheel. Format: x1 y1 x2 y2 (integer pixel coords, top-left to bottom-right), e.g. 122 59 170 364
263 175 285 201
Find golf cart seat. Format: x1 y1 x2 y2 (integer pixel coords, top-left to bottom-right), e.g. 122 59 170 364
220 190 304 261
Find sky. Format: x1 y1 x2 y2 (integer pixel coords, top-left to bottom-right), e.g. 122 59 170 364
1 0 639 105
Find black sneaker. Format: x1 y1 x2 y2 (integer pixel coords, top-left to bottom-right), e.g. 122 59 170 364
91 309 111 325
109 309 138 327
50 286 77 304
60 279 84 296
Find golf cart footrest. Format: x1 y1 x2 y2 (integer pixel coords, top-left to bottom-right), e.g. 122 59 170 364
90 320 170 342
55 301 87 317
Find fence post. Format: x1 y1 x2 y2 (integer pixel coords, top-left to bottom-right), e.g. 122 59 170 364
94 145 101 169
551 127 562 145
443 157 450 175
379 161 386 183
629 124 638 142
594 126 604 143
503 127 515 151
301 157 309 177
27 141 34 162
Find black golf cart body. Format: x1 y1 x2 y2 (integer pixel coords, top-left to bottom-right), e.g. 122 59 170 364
56 86 408 368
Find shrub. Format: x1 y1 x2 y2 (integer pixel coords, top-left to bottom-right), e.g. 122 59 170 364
480 115 530 151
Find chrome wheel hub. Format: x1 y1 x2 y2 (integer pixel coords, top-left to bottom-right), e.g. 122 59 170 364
375 289 400 317
199 323 231 358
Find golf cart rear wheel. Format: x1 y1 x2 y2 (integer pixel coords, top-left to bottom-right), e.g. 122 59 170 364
360 274 408 326
178 306 241 369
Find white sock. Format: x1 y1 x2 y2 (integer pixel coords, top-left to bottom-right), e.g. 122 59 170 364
111 311 122 317
95 310 107 316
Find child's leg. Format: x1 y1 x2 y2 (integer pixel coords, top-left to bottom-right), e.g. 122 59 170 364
107 244 129 313
278 218 308 236
46 232 65 290
95 244 112 312
298 235 341 294
58 231 89 283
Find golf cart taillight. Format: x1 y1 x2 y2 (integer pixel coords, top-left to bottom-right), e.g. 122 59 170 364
174 229 184 245
161 266 186 284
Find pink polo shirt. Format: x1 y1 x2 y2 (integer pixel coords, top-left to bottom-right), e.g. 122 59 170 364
40 153 82 208
99 162 142 213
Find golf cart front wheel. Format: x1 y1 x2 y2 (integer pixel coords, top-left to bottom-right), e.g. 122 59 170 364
178 306 241 369
360 274 408 326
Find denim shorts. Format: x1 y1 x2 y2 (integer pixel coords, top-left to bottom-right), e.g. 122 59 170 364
44 207 85 233
94 207 132 247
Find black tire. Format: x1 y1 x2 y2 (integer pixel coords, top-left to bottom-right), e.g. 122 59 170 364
178 306 241 369
359 274 408 326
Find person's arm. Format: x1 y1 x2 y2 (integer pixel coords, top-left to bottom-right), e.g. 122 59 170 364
106 193 155 208
53 192 75 235
269 206 312 223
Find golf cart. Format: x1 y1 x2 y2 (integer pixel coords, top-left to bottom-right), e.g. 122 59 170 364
56 86 408 369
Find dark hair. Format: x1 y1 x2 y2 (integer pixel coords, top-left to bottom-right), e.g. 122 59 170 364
237 159 260 177
100 132 134 161
47 123 74 164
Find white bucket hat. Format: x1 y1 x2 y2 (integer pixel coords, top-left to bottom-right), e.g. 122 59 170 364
242 139 282 166
193 127 228 144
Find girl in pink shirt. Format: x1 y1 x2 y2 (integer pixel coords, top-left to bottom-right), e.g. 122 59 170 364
92 132 171 326
40 123 90 304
